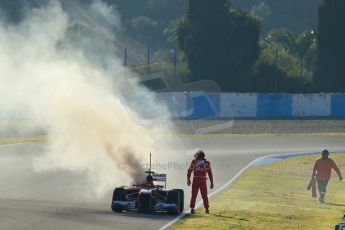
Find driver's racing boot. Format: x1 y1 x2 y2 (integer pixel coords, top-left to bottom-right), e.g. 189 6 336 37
191 209 195 214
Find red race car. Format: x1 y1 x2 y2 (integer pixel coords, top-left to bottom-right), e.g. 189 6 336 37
111 154 184 214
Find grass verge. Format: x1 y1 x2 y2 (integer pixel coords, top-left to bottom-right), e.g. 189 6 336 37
170 154 345 230
0 136 47 145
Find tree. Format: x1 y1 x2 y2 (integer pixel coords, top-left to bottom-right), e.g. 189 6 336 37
0 0 50 23
315 0 345 92
172 0 260 91
264 28 316 58
130 16 159 47
103 0 188 49
231 0 323 34
253 28 316 92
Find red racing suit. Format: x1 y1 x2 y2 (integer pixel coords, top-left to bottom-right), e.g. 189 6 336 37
187 159 213 209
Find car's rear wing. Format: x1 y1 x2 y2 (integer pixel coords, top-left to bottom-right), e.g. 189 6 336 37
152 173 167 188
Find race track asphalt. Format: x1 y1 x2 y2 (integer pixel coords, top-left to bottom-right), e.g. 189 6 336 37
0 134 344 230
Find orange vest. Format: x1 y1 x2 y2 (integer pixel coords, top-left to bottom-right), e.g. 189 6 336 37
313 158 340 180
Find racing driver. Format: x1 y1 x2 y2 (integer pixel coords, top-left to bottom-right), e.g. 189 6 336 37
187 149 214 214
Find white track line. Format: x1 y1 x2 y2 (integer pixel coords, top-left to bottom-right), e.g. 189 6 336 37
0 141 45 147
158 150 345 230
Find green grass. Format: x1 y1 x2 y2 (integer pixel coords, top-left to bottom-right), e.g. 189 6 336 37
170 154 345 230
0 136 47 145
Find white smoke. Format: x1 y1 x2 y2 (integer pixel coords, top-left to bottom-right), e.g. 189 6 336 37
0 0 180 201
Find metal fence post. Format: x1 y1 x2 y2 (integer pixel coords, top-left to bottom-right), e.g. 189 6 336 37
124 47 127 68
173 48 177 79
76 0 80 38
223 49 227 91
147 47 150 75
247 50 252 92
274 48 278 92
197 49 202 81
299 54 303 93
325 48 332 92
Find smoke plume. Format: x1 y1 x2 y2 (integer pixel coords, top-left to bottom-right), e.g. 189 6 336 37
0 0 178 202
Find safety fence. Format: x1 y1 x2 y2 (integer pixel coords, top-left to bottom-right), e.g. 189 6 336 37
157 93 345 119
2 93 345 120
121 47 313 93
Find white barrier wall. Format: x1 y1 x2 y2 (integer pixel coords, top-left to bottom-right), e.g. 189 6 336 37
292 94 331 117
220 93 257 117
2 93 343 120
159 93 345 118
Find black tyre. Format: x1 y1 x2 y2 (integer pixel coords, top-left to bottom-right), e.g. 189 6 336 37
335 224 345 230
167 190 180 214
111 187 126 213
112 187 126 201
111 204 125 213
138 192 153 212
174 189 184 212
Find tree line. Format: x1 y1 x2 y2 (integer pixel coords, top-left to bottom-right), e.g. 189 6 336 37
1 0 343 92
172 0 345 93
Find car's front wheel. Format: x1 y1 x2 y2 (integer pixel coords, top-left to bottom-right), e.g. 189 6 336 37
138 192 153 212
173 189 184 212
111 187 126 213
167 190 180 214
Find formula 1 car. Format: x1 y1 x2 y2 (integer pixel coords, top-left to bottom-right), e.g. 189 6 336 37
111 154 184 214
335 215 345 230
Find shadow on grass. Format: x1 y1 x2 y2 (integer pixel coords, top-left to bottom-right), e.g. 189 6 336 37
182 212 250 222
212 214 250 222
326 203 345 207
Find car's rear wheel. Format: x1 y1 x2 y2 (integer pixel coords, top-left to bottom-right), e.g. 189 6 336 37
167 190 180 214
